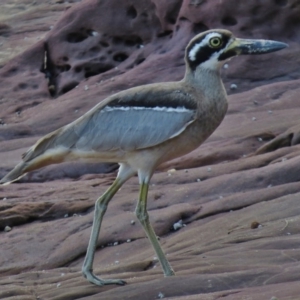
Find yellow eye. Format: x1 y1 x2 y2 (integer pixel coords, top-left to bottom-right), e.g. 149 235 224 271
209 37 222 48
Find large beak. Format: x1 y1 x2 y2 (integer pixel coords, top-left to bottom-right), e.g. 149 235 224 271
227 38 288 56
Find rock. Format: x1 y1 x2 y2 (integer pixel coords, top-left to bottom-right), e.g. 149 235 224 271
1 0 300 299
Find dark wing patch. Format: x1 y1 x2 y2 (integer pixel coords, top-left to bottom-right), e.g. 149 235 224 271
109 90 197 110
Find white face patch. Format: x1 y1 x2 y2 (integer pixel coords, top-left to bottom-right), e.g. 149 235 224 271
188 32 223 61
200 49 224 70
189 33 236 70
102 106 193 113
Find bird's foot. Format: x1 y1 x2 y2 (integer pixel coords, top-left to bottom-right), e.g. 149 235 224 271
164 269 176 277
83 270 126 286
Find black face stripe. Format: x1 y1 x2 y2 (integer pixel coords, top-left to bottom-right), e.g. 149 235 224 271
187 45 219 70
109 90 197 110
186 33 231 70
218 49 236 61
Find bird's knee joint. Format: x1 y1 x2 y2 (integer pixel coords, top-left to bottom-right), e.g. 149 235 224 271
135 209 149 223
95 202 108 213
81 266 88 278
82 266 91 278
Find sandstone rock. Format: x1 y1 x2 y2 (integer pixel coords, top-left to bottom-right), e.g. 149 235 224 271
1 0 300 299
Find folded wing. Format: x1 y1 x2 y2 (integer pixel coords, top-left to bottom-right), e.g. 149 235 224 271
73 105 196 151
22 85 197 162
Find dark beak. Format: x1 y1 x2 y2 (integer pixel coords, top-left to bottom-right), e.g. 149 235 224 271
224 38 288 55
218 38 288 61
228 38 288 55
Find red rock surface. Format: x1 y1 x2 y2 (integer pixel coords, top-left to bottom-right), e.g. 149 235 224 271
1 0 300 299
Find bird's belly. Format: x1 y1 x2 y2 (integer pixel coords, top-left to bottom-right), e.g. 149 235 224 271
124 122 210 171
149 114 225 166
65 148 128 163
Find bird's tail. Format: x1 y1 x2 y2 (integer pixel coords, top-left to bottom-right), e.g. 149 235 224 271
0 161 29 185
0 148 67 185
1 126 74 185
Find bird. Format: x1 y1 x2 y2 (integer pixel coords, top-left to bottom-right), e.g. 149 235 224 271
0 29 287 286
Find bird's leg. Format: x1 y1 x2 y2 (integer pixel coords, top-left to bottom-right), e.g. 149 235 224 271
135 181 175 277
82 178 125 286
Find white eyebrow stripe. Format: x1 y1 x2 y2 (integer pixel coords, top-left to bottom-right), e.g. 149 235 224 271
188 32 222 61
102 106 194 113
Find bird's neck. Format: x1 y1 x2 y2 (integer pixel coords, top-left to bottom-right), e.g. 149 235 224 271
183 66 228 123
183 66 225 100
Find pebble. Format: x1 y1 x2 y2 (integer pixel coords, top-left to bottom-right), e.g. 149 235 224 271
173 219 183 231
251 221 260 229
56 283 61 288
207 167 212 172
130 220 135 225
127 239 131 243
158 292 165 299
4 226 12 232
196 178 201 182
90 31 98 36
84 85 89 91
268 110 273 114
230 83 237 90
252 117 256 121
258 137 263 142
64 214 68 218
167 169 176 176
113 242 118 246
223 63 229 69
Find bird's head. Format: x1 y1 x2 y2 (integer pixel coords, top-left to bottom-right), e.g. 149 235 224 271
186 29 288 72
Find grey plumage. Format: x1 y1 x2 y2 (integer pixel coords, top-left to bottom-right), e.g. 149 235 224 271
72 86 197 152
